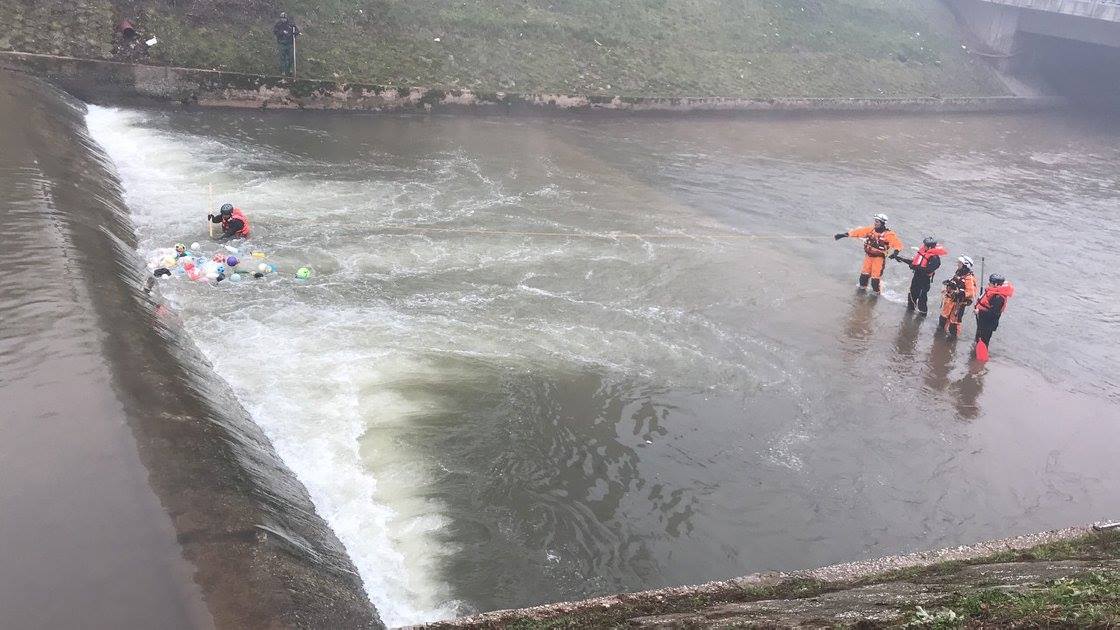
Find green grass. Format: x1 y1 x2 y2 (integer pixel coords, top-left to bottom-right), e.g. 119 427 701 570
866 529 1120 587
1 0 1008 97
907 571 1120 628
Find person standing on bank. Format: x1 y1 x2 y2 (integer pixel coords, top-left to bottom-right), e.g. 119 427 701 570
273 12 300 77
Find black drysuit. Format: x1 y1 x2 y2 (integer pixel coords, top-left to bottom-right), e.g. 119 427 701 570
974 294 1007 346
210 214 246 241
906 254 941 313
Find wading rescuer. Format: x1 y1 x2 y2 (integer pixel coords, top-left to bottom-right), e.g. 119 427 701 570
974 274 1014 358
834 213 903 293
209 203 251 241
903 237 947 314
938 256 977 337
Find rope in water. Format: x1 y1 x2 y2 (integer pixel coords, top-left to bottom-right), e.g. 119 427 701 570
374 225 837 241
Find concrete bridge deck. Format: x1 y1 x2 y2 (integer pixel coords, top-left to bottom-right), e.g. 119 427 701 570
954 0 1120 54
981 0 1120 23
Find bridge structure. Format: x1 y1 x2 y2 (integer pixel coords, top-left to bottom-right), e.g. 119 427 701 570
950 0 1120 55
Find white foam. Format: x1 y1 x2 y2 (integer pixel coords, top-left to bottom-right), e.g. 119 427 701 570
84 105 791 624
86 106 458 626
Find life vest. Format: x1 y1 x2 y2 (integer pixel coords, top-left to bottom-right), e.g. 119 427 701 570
863 230 896 257
943 272 976 301
911 245 947 269
222 208 251 238
977 283 1014 314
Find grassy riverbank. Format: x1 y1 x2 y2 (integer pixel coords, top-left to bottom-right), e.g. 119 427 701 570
1 0 1007 97
430 529 1120 628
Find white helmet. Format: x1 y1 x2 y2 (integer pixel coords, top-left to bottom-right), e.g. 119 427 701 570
874 213 888 224
958 256 974 269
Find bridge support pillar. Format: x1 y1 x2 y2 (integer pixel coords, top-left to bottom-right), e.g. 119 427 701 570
949 0 1022 59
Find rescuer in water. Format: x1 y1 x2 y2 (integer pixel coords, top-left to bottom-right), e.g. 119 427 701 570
938 256 977 337
834 213 903 293
903 236 948 314
974 274 1014 350
208 203 251 241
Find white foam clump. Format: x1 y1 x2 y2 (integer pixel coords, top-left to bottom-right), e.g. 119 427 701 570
208 324 460 626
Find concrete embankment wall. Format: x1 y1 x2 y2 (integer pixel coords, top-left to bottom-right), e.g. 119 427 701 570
1 51 1066 115
0 68 383 630
423 525 1112 629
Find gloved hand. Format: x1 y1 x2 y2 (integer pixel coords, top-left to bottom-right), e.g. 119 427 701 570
207 214 214 221
834 233 847 240
889 251 899 260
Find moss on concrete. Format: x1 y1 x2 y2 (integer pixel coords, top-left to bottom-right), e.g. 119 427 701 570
428 530 1120 628
908 571 1120 628
0 0 1008 98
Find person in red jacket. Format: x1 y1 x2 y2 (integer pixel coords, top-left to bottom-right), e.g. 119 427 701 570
904 236 947 314
974 274 1014 350
208 203 251 241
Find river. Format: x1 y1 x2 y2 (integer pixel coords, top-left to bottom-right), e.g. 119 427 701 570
85 107 1120 626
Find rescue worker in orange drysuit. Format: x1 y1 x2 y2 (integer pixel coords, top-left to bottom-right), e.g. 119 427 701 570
208 203 251 242
904 236 948 314
974 274 1014 349
834 213 903 293
938 256 977 337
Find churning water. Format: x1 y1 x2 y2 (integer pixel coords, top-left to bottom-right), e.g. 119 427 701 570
86 107 1120 626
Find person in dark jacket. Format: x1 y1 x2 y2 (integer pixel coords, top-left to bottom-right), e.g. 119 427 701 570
904 237 948 314
273 12 300 76
974 274 1015 349
208 203 252 241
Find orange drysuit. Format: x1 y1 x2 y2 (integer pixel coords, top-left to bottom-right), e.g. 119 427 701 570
939 271 977 335
847 225 903 283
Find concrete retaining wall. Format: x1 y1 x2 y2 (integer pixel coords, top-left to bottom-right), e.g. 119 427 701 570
951 0 1024 54
0 51 1066 115
952 0 1120 51
421 525 1099 629
982 0 1120 22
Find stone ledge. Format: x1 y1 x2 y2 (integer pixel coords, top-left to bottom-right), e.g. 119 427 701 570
0 50 1067 115
418 525 1103 629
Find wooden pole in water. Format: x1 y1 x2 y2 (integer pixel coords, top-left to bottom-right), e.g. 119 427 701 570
208 183 214 239
292 34 298 79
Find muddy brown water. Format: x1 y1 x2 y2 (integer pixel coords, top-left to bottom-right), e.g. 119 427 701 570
0 73 211 630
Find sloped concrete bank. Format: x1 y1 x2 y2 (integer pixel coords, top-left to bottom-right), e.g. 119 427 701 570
0 68 382 629
420 525 1120 628
0 51 1067 116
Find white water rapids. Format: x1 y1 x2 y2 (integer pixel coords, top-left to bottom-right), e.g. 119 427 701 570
87 106 1120 627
